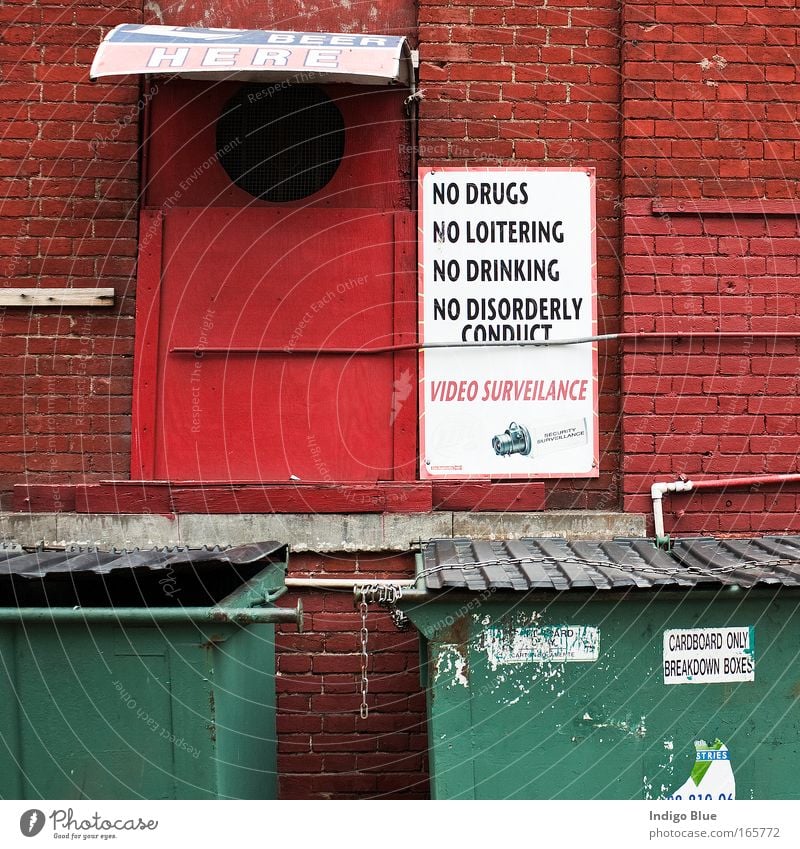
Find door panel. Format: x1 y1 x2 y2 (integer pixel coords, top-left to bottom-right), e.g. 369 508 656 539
140 208 400 481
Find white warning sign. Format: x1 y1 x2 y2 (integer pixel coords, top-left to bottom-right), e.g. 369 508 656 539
486 624 599 665
663 627 755 685
418 167 598 480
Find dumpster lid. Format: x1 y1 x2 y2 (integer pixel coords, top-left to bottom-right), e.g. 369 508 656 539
0 541 286 579
0 541 289 609
421 536 800 591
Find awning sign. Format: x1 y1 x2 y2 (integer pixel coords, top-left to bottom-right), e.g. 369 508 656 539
663 627 755 685
91 24 410 85
419 167 598 479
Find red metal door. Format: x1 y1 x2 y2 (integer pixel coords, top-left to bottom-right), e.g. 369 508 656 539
132 207 415 482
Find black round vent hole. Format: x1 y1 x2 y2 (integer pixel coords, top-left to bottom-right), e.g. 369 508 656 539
216 84 345 203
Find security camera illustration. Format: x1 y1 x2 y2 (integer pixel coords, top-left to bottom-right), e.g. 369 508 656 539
492 422 532 457
492 418 589 458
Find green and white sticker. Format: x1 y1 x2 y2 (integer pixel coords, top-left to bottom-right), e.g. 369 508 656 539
486 624 599 665
663 627 754 684
668 739 735 801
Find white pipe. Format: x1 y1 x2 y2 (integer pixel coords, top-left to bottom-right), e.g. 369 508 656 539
651 473 800 544
285 578 417 590
650 479 694 543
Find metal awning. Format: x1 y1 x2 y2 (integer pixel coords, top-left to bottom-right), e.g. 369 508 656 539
421 536 800 591
90 24 411 85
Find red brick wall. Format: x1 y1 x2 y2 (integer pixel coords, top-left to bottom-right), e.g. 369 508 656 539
276 553 428 799
621 0 800 536
0 0 142 505
145 0 415 34
416 0 624 511
4 7 798 520
0 0 417 506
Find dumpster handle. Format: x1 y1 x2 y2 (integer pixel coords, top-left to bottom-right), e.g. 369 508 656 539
262 585 289 604
0 602 304 630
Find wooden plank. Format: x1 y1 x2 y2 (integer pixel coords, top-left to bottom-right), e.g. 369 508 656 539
0 288 114 308
651 199 800 216
432 483 546 512
75 484 173 514
170 483 433 514
13 485 77 512
130 208 163 480
392 210 418 481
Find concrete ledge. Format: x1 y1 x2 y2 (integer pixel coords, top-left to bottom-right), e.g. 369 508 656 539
1 511 647 552
453 511 647 541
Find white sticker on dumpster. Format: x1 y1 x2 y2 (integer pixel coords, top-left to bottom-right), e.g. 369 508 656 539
663 627 754 685
487 625 599 664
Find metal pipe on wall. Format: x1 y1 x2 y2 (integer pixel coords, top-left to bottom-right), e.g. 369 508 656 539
0 603 304 628
285 578 417 590
651 473 800 547
170 329 800 357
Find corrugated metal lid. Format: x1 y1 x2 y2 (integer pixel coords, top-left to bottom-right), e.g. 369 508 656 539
422 537 800 591
0 541 286 580
671 536 800 587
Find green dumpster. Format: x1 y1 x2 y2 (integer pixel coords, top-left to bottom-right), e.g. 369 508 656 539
399 536 800 800
0 541 302 800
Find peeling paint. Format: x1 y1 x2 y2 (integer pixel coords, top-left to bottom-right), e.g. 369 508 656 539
434 644 469 688
589 717 646 737
436 616 471 683
700 55 728 72
503 677 539 706
144 1 165 25
453 652 468 687
645 739 681 800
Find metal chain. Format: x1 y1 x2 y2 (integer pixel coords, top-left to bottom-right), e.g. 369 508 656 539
356 583 412 720
376 584 410 630
358 594 370 720
416 554 800 584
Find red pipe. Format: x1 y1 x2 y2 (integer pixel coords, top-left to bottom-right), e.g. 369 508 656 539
689 473 800 491
652 473 800 544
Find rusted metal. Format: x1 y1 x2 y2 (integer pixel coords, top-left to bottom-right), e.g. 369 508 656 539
438 615 470 683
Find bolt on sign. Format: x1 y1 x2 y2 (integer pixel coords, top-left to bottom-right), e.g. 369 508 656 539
662 627 755 685
418 167 598 479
